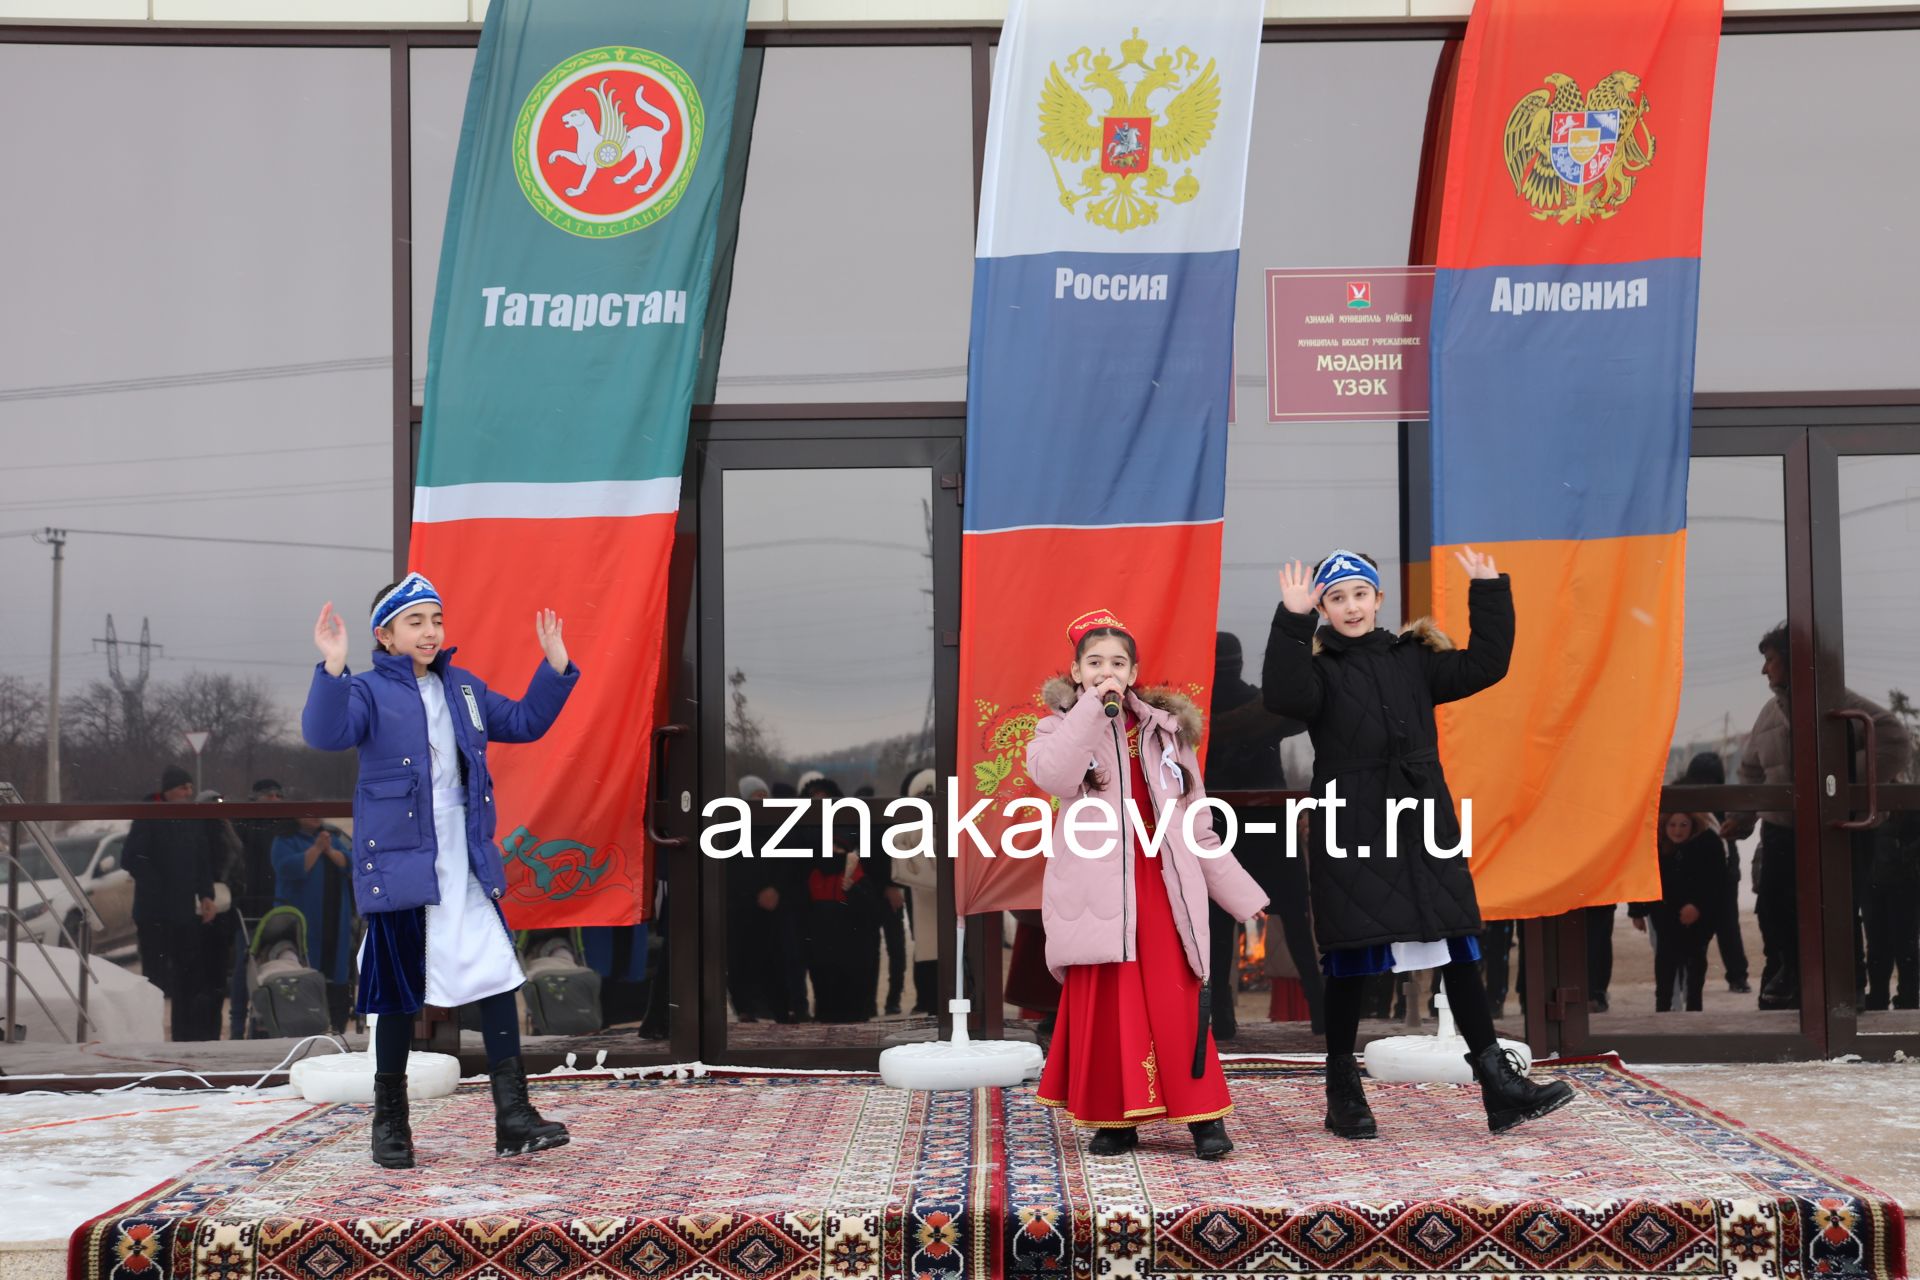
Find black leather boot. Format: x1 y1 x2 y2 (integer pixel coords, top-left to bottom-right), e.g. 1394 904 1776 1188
1189 1118 1233 1160
488 1057 570 1157
1465 1044 1574 1134
1087 1126 1138 1156
1324 1053 1378 1140
371 1072 415 1169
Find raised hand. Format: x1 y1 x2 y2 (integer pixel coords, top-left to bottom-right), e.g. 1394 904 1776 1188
313 602 349 675
1454 546 1499 580
1277 560 1323 615
535 608 569 674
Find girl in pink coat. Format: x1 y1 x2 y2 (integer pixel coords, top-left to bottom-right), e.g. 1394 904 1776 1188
1027 609 1269 1159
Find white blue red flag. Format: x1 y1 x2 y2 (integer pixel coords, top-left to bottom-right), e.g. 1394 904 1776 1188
956 0 1263 914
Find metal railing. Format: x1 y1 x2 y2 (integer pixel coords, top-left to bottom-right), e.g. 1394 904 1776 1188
1 782 103 1044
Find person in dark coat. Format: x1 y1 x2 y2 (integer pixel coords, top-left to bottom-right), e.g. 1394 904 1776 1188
1204 630 1314 1038
123 766 221 1040
1264 548 1572 1139
1634 812 1725 1011
1676 751 1749 992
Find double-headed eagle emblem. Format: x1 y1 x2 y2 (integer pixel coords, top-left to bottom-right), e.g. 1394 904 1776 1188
1037 28 1221 233
1503 71 1655 224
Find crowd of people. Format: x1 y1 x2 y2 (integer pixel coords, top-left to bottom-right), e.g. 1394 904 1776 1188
724 771 929 1025
121 770 360 1041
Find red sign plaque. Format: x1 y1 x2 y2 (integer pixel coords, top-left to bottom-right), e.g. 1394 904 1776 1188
1265 267 1434 423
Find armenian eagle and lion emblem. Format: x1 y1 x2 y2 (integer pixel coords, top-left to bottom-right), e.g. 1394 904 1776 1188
1503 70 1656 224
1036 27 1222 233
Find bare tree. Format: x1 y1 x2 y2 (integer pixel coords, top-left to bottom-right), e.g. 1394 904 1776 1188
0 675 45 749
158 672 282 757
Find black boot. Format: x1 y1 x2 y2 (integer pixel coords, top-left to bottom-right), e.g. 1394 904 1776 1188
1323 1054 1378 1140
1087 1126 1138 1156
488 1057 570 1157
371 1072 415 1169
1465 1044 1574 1134
1189 1118 1233 1160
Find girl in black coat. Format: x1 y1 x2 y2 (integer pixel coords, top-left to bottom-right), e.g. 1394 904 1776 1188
1640 813 1726 1011
1264 548 1573 1138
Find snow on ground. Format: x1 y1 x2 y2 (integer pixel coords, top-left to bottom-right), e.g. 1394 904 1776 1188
0 1087 311 1244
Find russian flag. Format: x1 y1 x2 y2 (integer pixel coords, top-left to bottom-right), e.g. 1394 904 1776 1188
1429 0 1722 917
955 0 1263 915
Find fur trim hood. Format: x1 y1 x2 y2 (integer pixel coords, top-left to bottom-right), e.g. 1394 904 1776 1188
1312 616 1455 656
1039 675 1204 748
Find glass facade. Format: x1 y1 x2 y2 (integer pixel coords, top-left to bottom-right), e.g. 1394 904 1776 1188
2 23 1916 1060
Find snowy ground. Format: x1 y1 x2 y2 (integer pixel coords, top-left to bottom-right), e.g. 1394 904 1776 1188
0 1086 313 1244
0 1061 1911 1260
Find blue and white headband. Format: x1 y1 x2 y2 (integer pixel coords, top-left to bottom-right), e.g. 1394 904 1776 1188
1313 550 1380 595
371 573 442 633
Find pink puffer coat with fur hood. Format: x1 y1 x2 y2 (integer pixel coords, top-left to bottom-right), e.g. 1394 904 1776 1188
1025 678 1268 982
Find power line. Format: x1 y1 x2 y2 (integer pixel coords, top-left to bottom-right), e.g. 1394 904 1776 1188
0 356 390 404
57 528 389 554
7 442 385 473
0 478 383 515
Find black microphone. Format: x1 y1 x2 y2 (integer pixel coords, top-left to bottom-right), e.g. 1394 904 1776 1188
1101 690 1122 718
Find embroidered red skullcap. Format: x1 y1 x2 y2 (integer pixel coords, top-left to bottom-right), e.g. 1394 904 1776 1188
1067 608 1130 648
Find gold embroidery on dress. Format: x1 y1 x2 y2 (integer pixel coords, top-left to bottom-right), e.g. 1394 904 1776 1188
1125 725 1141 759
1141 1046 1159 1104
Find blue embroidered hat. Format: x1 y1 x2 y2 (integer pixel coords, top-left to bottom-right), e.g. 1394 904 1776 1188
1313 550 1380 595
371 572 442 633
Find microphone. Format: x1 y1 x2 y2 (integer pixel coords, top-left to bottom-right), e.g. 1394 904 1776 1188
1101 690 1122 718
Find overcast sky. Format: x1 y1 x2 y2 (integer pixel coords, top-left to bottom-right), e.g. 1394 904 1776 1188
3 35 1915 800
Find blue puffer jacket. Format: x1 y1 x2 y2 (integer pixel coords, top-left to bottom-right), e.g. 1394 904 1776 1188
301 647 579 915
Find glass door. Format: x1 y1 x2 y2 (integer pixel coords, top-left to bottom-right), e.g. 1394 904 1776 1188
1812 422 1920 1056
679 425 961 1069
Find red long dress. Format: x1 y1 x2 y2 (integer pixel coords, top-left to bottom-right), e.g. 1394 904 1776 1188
1035 716 1234 1127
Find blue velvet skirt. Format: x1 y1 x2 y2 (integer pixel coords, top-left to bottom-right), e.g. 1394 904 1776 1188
356 907 430 1016
1322 935 1481 979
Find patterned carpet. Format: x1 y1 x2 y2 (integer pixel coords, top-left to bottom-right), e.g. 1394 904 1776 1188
70 1058 1904 1280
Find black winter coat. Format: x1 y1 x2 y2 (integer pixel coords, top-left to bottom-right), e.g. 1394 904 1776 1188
1656 829 1727 920
1262 576 1514 951
124 811 217 926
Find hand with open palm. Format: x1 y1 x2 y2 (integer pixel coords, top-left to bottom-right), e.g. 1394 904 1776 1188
313 603 350 676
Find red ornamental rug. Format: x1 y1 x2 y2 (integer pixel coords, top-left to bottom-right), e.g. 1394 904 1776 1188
1008 1058 1907 1279
69 1059 1904 1280
70 1074 996 1280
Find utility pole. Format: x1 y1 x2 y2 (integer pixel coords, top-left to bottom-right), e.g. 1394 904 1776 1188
37 529 67 802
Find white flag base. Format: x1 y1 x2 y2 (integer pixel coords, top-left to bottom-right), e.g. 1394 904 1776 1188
289 1014 463 1103
879 999 1045 1091
1361 991 1530 1085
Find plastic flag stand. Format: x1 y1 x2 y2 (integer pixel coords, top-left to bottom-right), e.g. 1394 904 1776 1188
879 918 1044 1090
290 1012 463 1103
1362 989 1529 1085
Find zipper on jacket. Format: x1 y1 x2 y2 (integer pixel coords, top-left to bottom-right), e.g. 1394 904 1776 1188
1139 719 1206 983
1109 718 1133 962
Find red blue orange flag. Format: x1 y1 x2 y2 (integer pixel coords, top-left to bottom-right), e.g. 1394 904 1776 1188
1429 0 1722 916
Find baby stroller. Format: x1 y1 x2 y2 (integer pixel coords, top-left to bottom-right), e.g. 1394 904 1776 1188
247 906 331 1039
520 929 602 1036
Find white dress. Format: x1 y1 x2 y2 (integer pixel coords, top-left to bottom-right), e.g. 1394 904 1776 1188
417 673 524 1008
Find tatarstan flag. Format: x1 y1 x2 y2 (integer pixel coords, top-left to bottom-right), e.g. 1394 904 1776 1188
1429 0 1721 917
409 0 748 926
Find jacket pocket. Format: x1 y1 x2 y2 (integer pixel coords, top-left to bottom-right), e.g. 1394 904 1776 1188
355 769 425 856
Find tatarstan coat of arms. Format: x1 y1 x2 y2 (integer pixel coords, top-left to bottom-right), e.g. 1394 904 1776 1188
1038 27 1221 233
1503 71 1655 224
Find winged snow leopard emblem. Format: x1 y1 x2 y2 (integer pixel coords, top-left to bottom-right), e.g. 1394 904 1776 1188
1037 27 1222 233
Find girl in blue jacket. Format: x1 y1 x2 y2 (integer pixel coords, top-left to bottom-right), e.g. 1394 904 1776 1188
304 573 579 1168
